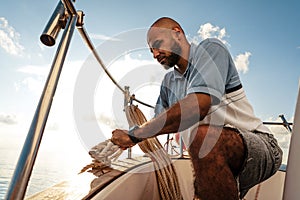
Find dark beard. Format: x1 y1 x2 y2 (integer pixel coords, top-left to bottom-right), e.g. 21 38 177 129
163 41 181 69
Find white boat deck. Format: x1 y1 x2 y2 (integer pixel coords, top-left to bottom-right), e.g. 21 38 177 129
26 155 286 200
26 156 152 200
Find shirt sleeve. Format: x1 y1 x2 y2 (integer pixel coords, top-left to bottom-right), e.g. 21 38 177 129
154 83 169 117
187 40 230 104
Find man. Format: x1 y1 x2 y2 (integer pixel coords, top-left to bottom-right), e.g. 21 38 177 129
111 17 282 199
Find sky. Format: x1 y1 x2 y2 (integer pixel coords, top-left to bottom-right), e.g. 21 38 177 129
0 0 299 196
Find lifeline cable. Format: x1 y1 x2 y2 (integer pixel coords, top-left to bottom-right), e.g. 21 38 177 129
77 26 154 109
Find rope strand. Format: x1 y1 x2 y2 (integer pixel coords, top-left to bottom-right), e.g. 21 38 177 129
77 26 155 109
125 105 183 200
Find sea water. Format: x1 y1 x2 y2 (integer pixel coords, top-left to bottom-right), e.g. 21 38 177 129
0 130 92 199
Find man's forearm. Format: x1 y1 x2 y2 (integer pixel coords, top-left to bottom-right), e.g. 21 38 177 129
134 93 211 139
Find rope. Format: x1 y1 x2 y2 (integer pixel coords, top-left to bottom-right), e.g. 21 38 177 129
77 26 154 109
125 105 183 200
79 140 123 174
254 183 261 200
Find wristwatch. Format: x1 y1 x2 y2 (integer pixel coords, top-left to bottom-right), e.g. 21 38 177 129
128 125 143 144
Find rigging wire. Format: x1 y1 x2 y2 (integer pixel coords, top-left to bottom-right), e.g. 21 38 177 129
77 26 155 109
77 26 125 93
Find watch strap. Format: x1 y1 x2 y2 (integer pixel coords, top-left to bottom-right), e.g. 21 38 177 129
128 125 142 144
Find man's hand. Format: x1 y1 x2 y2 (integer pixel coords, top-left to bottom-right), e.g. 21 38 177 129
111 129 136 150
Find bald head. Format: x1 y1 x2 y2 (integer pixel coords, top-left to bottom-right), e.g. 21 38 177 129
147 17 187 43
150 17 185 34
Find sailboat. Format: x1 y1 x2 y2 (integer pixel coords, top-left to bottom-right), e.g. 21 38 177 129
4 0 300 199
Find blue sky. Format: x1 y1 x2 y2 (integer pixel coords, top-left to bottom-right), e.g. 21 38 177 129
1 0 299 123
0 0 299 196
0 0 299 142
0 0 299 144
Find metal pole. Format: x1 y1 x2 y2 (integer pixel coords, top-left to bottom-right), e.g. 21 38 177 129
179 135 184 158
123 86 132 159
263 122 293 126
61 0 77 15
279 114 293 132
40 1 65 46
5 14 78 200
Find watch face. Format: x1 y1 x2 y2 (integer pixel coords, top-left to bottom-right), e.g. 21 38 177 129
129 125 140 136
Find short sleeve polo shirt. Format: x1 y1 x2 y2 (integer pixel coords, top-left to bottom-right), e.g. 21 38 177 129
155 38 242 115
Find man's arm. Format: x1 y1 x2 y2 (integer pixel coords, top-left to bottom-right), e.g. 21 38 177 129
111 93 212 148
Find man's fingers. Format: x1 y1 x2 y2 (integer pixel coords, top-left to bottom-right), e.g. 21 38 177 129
111 138 116 145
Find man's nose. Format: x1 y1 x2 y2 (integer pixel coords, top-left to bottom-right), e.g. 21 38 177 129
152 49 160 59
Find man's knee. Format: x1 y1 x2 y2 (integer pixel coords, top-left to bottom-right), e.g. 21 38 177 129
188 126 245 199
188 125 245 173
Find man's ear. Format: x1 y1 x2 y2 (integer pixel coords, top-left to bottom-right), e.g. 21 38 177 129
172 27 183 40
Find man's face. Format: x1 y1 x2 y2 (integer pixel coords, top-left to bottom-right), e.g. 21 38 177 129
147 27 181 70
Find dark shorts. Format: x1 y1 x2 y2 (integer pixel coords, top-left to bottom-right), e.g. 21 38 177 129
237 130 283 199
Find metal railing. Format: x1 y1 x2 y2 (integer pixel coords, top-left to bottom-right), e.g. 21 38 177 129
5 1 78 199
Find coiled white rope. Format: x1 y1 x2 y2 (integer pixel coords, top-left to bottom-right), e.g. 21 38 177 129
79 140 123 174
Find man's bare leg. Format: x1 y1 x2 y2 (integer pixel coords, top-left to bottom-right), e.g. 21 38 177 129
188 125 245 200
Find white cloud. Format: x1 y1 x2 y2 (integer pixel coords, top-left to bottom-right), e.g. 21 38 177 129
197 23 229 45
38 42 46 53
90 33 121 41
0 17 24 56
17 64 49 76
21 77 45 94
45 122 59 131
93 53 164 128
15 60 83 97
188 22 252 74
11 60 83 136
0 113 18 124
234 52 251 74
40 60 83 126
15 64 49 94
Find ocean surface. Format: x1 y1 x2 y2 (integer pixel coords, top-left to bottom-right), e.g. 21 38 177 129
0 130 93 199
